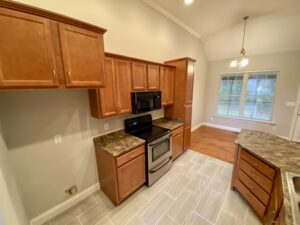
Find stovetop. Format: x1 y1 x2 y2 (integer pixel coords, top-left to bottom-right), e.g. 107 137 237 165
125 114 171 142
129 125 170 142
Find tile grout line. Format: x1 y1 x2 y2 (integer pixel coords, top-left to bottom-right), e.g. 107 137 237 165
192 210 215 225
213 186 230 224
153 191 178 225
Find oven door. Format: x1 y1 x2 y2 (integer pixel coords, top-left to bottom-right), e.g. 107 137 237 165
147 132 172 170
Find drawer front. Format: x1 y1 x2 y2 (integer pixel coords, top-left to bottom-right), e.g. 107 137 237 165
235 179 266 217
241 149 275 180
238 169 270 206
116 145 145 167
172 126 183 137
239 159 273 194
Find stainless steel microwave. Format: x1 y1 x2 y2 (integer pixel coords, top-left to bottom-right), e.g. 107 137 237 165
131 91 161 114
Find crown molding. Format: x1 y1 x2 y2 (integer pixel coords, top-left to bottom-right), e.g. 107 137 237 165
142 0 202 40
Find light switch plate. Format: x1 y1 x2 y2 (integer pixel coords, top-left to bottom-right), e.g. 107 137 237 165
54 135 62 144
104 123 110 131
286 102 296 107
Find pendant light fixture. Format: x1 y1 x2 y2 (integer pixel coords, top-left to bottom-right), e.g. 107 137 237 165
230 16 249 68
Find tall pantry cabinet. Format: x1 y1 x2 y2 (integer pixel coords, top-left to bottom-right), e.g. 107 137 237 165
164 58 196 150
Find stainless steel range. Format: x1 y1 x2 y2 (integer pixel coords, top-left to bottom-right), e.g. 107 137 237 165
125 114 172 186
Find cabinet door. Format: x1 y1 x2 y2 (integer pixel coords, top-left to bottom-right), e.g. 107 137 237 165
185 61 195 104
147 64 160 90
115 59 132 114
160 66 174 106
184 104 192 125
99 57 118 117
184 125 191 150
0 8 58 87
59 24 105 87
172 133 184 160
117 154 145 201
132 62 147 91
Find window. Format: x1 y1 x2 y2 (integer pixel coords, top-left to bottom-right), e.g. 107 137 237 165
217 71 277 121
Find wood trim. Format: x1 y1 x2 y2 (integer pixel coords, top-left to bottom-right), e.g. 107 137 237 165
165 57 197 63
105 52 175 68
0 0 106 34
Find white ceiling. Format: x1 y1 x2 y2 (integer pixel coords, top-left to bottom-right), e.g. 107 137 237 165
143 0 300 61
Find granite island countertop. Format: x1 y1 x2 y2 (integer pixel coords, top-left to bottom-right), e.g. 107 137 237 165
153 117 184 130
235 130 300 225
93 130 145 157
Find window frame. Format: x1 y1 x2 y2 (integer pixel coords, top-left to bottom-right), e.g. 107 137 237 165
215 70 279 123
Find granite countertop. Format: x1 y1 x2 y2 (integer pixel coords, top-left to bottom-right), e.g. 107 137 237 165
93 130 145 157
153 117 184 130
235 130 300 225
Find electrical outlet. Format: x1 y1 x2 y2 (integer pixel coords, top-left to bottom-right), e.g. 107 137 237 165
65 185 78 198
104 123 110 131
54 135 62 144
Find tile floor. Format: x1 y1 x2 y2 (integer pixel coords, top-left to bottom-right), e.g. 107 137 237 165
43 150 262 225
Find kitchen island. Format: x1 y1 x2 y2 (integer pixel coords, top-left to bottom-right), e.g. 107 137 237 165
233 130 300 225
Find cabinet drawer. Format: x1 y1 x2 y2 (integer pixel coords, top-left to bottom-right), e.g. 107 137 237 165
116 145 145 167
235 179 266 217
240 159 273 193
172 126 183 137
241 149 275 180
238 169 270 206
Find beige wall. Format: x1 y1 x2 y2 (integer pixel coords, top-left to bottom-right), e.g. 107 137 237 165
204 50 300 137
0 0 207 219
0 120 29 225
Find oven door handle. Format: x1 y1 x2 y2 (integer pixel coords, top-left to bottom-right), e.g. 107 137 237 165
149 156 172 173
148 134 172 148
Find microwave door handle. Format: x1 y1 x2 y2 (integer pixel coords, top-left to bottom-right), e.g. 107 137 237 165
149 156 172 173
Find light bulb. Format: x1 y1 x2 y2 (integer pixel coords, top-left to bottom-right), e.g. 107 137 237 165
239 57 249 68
184 0 194 5
230 60 238 68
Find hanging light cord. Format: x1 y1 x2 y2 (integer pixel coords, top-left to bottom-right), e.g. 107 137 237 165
241 16 249 55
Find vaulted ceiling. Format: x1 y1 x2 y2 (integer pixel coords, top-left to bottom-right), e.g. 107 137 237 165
143 0 300 61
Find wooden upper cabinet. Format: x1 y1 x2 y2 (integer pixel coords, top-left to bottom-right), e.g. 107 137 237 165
185 61 195 104
160 66 174 106
98 58 118 117
131 62 147 91
115 59 132 114
89 57 132 118
59 24 105 87
147 64 160 90
0 8 58 88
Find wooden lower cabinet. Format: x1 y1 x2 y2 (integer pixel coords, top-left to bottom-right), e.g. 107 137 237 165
95 145 146 205
172 126 184 160
231 146 285 225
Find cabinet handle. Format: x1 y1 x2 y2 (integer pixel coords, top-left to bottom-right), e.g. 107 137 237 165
67 71 72 83
52 69 57 82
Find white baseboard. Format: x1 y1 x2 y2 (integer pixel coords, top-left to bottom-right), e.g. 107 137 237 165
202 122 241 133
278 135 290 141
191 123 204 132
30 183 100 225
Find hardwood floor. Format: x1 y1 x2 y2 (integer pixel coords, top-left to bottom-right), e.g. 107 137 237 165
190 126 239 163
